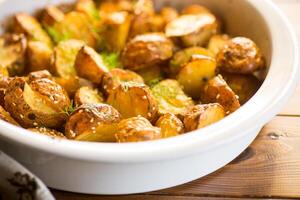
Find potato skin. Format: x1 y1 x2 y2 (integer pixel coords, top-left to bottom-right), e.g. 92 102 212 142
121 33 174 70
0 105 20 126
0 77 13 107
217 37 264 74
26 41 52 72
160 7 178 24
107 82 158 122
156 113 184 138
115 116 161 143
4 77 70 128
28 127 66 139
181 5 211 15
41 6 65 27
74 46 109 84
201 75 240 113
208 34 230 56
65 103 122 142
74 86 104 107
183 103 225 132
28 70 52 82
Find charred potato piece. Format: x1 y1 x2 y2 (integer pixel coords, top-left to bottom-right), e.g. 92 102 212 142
0 105 20 126
201 75 240 113
14 13 52 47
74 86 104 107
107 82 158 121
75 46 109 84
115 116 161 142
181 5 211 15
27 41 53 72
101 68 144 97
54 76 93 97
156 113 184 138
170 47 214 75
51 39 85 77
0 34 27 76
0 77 12 107
41 6 65 27
151 79 194 116
65 103 122 142
122 33 174 70
217 37 265 74
160 7 179 24
177 55 216 99
165 14 219 47
208 34 230 56
4 77 70 128
222 73 261 104
183 103 225 132
28 127 65 139
136 65 164 86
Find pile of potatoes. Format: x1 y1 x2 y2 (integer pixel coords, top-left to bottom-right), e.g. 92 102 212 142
0 0 264 143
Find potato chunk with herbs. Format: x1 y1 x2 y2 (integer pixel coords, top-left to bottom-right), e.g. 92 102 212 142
156 113 184 138
28 127 66 139
208 34 230 56
27 41 53 72
201 75 240 113
0 105 20 126
4 77 70 128
107 82 158 122
183 103 225 132
74 86 104 107
165 14 219 47
122 33 174 70
115 116 161 143
75 46 109 84
217 37 265 74
178 54 217 99
151 79 194 116
65 103 122 142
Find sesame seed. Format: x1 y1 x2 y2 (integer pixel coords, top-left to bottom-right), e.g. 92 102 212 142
33 122 38 126
142 95 147 100
90 118 94 123
216 94 220 99
20 114 24 119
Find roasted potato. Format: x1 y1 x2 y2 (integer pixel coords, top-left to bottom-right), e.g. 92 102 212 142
99 0 133 15
50 39 85 77
74 86 104 107
101 68 144 97
156 113 184 138
136 65 164 86
207 34 230 56
14 13 52 47
165 13 219 47
0 77 12 107
222 73 261 104
65 103 122 142
74 46 109 84
107 82 158 121
28 127 66 139
28 70 52 82
177 54 217 99
41 6 65 27
169 47 214 75
181 5 211 15
4 77 70 128
26 41 53 72
0 34 27 76
217 37 265 74
201 75 240 113
151 79 194 116
183 103 225 132
122 33 174 70
54 76 93 97
75 0 100 22
160 7 179 24
115 116 161 142
0 105 20 126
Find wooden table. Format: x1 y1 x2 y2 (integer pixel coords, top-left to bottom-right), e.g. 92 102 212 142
52 1 300 199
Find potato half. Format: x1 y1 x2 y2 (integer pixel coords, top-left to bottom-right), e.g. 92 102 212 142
0 105 20 126
156 113 184 138
28 127 66 139
74 86 104 107
27 41 53 72
65 103 122 142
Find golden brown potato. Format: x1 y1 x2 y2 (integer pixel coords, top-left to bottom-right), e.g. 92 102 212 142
107 82 158 122
28 127 66 139
122 33 174 70
156 113 184 138
207 34 230 56
0 34 27 76
28 70 52 82
177 54 217 99
183 103 225 132
74 46 109 84
75 0 100 22
0 105 20 126
169 47 214 75
221 73 261 104
0 77 12 107
41 6 65 27
115 116 161 142
4 77 70 128
160 7 179 24
101 68 144 97
149 15 166 32
99 0 133 15
14 13 52 47
74 86 104 107
26 41 53 72
151 79 194 116
165 13 219 47
201 75 240 113
65 103 122 142
50 39 85 77
181 5 211 15
217 37 265 74
136 65 164 86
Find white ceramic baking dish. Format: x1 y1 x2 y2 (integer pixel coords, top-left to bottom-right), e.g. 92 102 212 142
0 0 299 195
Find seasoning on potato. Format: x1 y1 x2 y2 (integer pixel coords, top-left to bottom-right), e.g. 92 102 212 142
156 113 184 138
28 127 66 139
74 86 104 107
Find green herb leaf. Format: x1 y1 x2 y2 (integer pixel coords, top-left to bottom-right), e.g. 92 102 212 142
101 52 122 70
